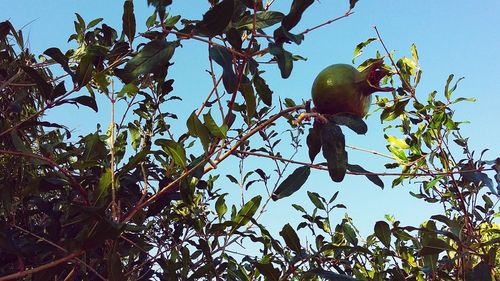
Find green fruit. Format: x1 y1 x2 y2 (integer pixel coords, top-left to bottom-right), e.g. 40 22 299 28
311 59 393 117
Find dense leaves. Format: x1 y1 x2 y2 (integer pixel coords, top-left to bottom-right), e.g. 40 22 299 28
0 2 498 281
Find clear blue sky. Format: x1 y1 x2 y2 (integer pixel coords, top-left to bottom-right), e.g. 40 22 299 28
3 1 499 240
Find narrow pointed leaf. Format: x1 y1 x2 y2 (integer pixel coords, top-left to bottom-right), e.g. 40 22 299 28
306 122 321 162
122 0 136 44
279 224 301 254
321 122 347 182
347 164 384 189
272 166 310 200
232 196 262 229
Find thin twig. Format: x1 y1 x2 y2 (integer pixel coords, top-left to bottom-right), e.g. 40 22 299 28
0 251 83 281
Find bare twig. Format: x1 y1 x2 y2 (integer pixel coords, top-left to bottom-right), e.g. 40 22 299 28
0 251 83 281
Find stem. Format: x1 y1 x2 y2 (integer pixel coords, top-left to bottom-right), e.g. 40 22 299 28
0 251 83 281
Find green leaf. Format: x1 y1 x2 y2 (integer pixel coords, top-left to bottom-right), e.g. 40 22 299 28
342 223 358 245
331 113 368 134
76 53 95 88
87 18 103 29
117 39 177 84
306 122 321 162
210 45 237 93
237 11 284 30
321 122 347 182
203 111 227 138
419 237 454 256
444 74 465 101
307 191 325 210
279 223 301 253
253 73 273 106
155 139 187 168
352 37 377 63
272 166 310 200
346 164 384 189
196 0 234 37
269 43 293 79
374 221 391 247
146 12 157 28
385 135 409 149
122 0 136 44
117 83 139 98
380 99 409 122
232 196 262 229
239 79 256 123
186 111 211 152
20 66 53 99
215 194 228 220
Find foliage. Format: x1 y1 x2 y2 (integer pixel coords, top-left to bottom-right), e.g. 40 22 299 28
0 1 499 280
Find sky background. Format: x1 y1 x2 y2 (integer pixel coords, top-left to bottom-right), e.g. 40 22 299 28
2 1 499 246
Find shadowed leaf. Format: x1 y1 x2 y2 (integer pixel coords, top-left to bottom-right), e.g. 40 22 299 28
272 166 310 200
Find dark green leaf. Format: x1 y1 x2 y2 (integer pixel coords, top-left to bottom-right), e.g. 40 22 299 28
155 139 187 168
349 0 359 9
342 223 358 245
254 262 281 281
306 122 321 162
72 96 98 112
76 53 95 88
304 268 360 281
232 196 262 229
374 221 391 247
122 0 136 44
237 11 284 30
117 39 177 84
307 191 325 210
210 45 238 93
196 0 234 37
331 113 367 134
346 164 384 189
269 43 293 79
20 66 53 99
44 48 74 79
321 122 347 182
186 111 211 152
281 0 314 31
239 79 256 123
253 73 273 106
0 21 12 40
272 166 310 200
419 237 454 256
279 223 301 253
380 99 409 122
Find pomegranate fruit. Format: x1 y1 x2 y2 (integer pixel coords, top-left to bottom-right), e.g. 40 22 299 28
311 59 393 117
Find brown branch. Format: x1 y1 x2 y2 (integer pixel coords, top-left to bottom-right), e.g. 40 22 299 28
12 225 106 281
299 11 354 35
373 26 415 96
234 150 493 177
0 251 83 281
205 104 306 174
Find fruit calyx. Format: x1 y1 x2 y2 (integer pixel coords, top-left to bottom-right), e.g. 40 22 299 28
359 59 394 95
